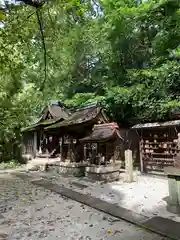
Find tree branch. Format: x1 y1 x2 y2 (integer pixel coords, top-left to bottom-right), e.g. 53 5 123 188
36 8 47 91
18 0 45 8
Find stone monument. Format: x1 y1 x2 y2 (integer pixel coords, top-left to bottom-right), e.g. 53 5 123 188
124 149 135 182
164 133 180 214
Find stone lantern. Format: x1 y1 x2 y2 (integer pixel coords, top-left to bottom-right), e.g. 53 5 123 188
164 133 180 214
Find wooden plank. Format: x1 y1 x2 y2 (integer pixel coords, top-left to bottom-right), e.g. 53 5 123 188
143 157 174 161
143 147 179 150
144 141 177 145
143 160 174 164
145 160 173 164
146 164 173 168
151 157 175 161
150 153 175 156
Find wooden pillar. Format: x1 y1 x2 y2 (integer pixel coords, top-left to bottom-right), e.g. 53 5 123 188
70 138 74 162
139 140 143 173
105 143 107 166
60 136 64 162
66 137 72 162
33 131 37 158
113 144 116 166
93 143 98 165
39 129 42 154
113 141 120 165
174 133 180 167
84 144 87 162
45 134 49 155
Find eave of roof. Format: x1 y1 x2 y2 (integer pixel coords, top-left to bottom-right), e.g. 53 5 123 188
22 119 60 132
45 105 103 130
132 119 180 129
79 122 123 143
22 101 70 132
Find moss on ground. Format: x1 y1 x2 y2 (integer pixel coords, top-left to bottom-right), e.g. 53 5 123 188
0 160 22 170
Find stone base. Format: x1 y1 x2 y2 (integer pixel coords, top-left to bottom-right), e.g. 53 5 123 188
46 163 60 173
59 162 88 177
85 165 121 182
164 167 180 214
22 154 34 162
166 204 180 214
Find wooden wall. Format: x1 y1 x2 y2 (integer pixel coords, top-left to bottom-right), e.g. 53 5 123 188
22 131 34 155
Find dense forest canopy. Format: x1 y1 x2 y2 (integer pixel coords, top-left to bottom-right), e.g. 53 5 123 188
0 0 180 160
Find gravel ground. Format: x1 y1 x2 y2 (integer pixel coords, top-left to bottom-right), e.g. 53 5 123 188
0 172 169 240
30 171 180 223
79 174 180 223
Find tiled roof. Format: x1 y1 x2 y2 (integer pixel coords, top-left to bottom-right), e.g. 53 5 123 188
46 104 108 130
132 120 180 129
79 122 123 143
22 101 69 132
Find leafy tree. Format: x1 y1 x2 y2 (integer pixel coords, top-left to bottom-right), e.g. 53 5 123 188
1 0 180 161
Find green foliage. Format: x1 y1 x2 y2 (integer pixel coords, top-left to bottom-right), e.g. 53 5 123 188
0 160 22 170
64 93 104 107
1 0 180 160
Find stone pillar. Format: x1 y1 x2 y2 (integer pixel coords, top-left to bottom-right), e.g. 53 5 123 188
168 175 179 205
164 167 180 214
177 176 180 206
33 131 37 158
164 132 180 213
124 149 134 182
166 174 180 214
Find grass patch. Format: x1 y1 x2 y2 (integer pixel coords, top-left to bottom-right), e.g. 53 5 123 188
0 160 22 170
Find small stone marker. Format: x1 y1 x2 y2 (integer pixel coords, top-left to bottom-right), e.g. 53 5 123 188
124 149 134 182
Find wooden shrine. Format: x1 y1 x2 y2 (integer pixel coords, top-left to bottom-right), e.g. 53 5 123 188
79 122 123 181
22 100 69 159
132 120 180 173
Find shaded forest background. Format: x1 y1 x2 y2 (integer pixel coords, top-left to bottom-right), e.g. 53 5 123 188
1 0 180 161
